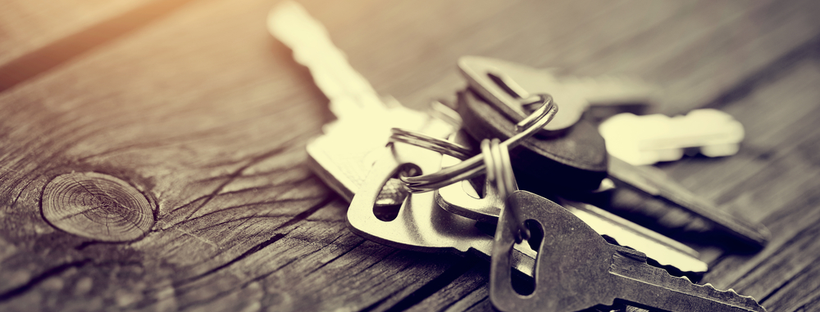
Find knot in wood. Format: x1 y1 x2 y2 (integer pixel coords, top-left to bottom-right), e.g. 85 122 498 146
41 172 155 242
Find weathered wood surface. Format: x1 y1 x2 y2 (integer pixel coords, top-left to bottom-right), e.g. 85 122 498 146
0 0 145 65
0 0 819 311
0 0 195 91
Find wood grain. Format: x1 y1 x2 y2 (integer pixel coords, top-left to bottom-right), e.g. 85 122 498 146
0 0 196 91
0 0 146 65
0 0 818 311
41 172 155 242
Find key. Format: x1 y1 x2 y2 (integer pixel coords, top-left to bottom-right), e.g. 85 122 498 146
348 99 557 277
405 125 708 275
426 128 707 275
347 138 539 276
449 56 770 248
599 109 745 165
490 190 767 312
460 55 659 136
434 162 708 275
268 2 452 204
480 137 652 312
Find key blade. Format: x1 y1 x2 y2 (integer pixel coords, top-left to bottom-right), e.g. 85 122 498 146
558 198 707 274
608 155 771 249
561 74 659 108
270 1 447 204
610 252 766 312
436 171 707 274
268 1 385 119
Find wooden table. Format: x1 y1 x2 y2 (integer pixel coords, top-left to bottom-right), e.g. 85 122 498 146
1 0 819 311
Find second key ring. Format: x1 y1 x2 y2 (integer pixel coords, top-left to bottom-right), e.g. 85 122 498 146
389 128 474 160
400 93 557 192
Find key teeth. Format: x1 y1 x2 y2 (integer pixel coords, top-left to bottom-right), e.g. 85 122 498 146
612 245 764 311
686 279 765 311
624 258 765 311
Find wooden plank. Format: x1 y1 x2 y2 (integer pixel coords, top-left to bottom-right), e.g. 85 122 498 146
0 0 819 311
0 0 196 91
407 261 489 312
0 0 145 65
691 61 820 311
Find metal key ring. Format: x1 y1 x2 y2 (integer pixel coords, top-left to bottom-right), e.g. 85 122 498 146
389 128 474 160
401 93 557 192
484 138 530 242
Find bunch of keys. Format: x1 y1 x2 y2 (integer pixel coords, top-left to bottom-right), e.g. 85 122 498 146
348 100 766 311
443 56 769 249
268 2 768 311
486 149 766 312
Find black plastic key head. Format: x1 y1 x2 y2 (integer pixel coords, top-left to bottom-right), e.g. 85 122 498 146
490 190 766 312
457 89 608 193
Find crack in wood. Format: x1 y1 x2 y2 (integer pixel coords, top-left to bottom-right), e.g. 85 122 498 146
0 259 92 301
351 249 402 279
184 174 317 210
9 177 36 208
174 227 219 250
160 254 307 311
437 281 489 312
360 285 408 312
191 165 303 184
782 287 820 312
170 196 333 287
382 257 478 312
161 177 321 231
463 296 490 312
175 233 288 288
741 222 820 303
182 196 322 228
304 239 366 277
177 138 303 222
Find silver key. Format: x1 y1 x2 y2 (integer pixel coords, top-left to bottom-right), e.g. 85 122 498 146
404 124 707 274
459 55 659 136
490 190 766 312
268 2 452 203
348 99 557 277
347 140 539 276
434 149 708 274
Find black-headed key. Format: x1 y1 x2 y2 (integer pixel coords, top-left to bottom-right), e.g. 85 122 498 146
455 56 770 249
490 190 767 312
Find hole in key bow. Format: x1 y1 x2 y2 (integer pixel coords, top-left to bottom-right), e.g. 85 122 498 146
509 219 544 296
373 163 421 221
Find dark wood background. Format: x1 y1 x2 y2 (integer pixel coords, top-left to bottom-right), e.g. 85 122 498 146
1 0 820 311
